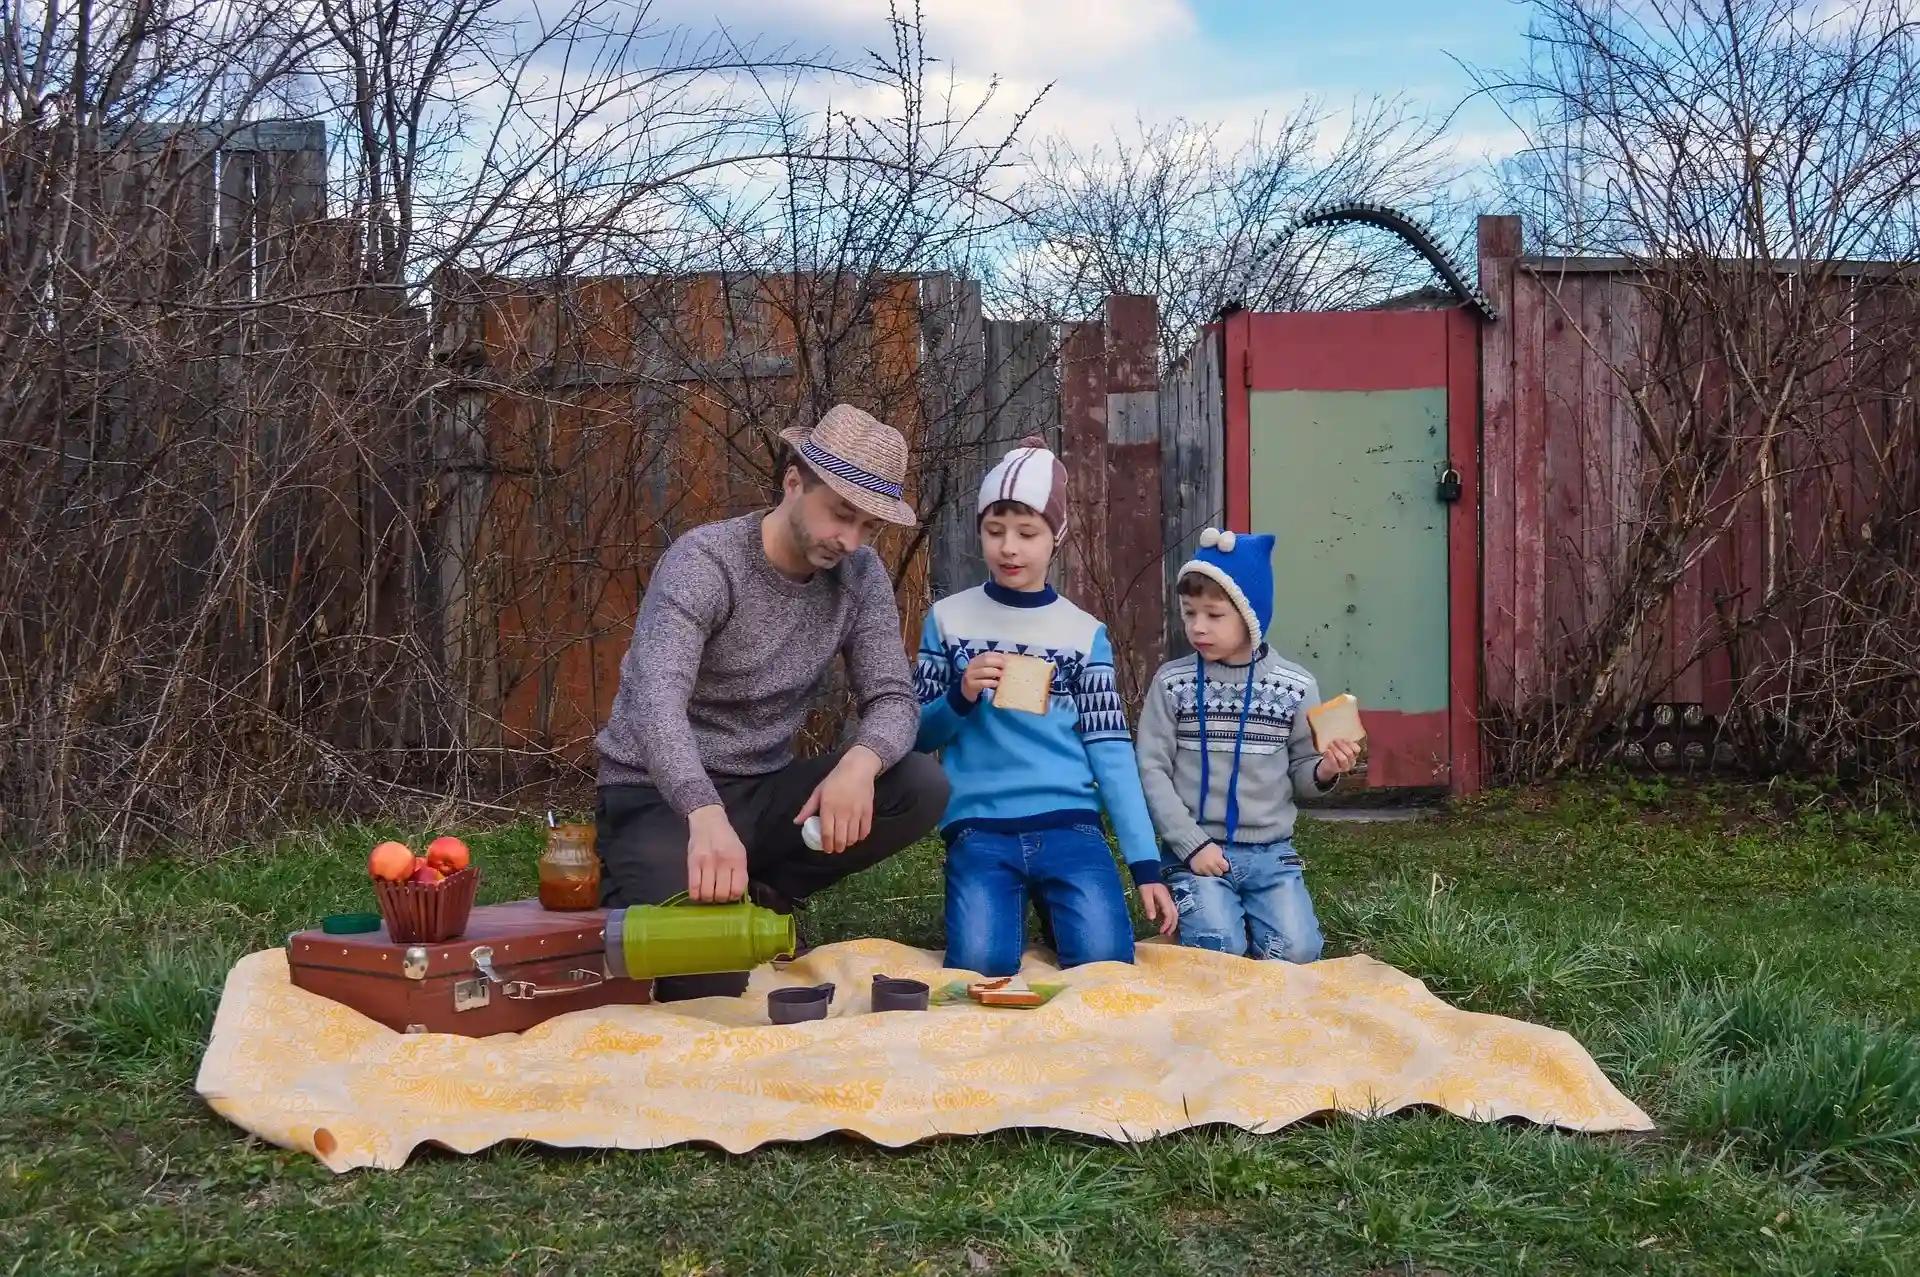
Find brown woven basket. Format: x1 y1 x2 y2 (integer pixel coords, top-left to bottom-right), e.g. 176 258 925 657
373 867 480 943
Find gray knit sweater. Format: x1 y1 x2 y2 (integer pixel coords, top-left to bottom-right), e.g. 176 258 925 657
1135 646 1334 858
595 513 919 813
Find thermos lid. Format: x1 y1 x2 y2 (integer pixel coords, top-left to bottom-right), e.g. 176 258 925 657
604 907 627 979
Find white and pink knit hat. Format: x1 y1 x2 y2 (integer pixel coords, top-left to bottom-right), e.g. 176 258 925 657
977 435 1069 539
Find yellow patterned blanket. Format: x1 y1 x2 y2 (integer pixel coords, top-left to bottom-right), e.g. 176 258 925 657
196 937 1651 1172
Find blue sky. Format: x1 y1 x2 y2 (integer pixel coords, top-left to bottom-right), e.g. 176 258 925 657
653 0 1536 166
1176 0 1532 148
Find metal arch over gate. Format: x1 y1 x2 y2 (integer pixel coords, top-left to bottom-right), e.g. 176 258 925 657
1289 201 1500 321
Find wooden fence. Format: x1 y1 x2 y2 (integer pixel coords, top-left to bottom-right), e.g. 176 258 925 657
923 292 1226 703
432 270 933 763
454 221 1911 775
1476 214 1916 761
439 279 1229 759
21 117 1915 855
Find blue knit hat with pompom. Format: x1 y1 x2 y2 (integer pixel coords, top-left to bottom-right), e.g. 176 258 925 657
1177 527 1274 643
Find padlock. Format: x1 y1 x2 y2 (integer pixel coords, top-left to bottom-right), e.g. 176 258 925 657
1436 468 1463 502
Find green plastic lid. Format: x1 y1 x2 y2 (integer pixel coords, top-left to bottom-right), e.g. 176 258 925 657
321 912 383 934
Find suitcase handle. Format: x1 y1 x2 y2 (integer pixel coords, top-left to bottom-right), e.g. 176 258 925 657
502 970 607 1000
470 945 608 1000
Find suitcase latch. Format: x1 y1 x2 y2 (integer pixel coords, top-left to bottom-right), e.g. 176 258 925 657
454 978 490 1012
470 945 505 984
458 947 502 1013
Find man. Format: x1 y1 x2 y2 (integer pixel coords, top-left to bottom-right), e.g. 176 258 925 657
595 404 950 1000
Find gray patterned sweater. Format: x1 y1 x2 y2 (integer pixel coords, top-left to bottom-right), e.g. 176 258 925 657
595 513 919 813
1135 645 1334 859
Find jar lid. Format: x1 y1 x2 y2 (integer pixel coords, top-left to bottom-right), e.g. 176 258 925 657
321 912 383 934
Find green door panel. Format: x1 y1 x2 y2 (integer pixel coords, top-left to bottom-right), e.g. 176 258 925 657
1247 388 1449 714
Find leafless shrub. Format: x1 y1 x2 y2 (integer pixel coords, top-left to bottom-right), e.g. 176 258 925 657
0 0 1033 862
1480 0 1920 793
1002 106 1463 364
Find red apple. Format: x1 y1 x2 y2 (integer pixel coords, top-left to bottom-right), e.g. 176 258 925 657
409 861 444 886
425 835 470 874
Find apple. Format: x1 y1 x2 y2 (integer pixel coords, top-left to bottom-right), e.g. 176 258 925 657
425 835 470 874
409 861 445 886
368 841 414 882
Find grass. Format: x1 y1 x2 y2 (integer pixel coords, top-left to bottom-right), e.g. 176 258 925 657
3 779 1918 1275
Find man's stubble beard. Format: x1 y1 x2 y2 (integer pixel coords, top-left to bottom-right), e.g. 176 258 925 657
787 500 843 569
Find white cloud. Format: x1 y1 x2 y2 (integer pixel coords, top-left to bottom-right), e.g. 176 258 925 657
644 0 1216 142
637 0 1507 169
684 0 1195 76
493 0 1524 214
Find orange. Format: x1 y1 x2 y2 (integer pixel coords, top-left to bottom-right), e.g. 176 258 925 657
425 835 470 873
368 841 414 882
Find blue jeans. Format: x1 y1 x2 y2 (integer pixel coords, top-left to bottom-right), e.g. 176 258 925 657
1162 839 1323 962
944 823 1136 976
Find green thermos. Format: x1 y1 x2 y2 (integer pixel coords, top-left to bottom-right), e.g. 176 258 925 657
603 896 797 980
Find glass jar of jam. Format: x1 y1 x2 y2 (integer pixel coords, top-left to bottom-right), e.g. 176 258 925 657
538 820 601 911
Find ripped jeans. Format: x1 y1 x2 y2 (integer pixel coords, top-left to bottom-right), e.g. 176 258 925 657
1161 839 1324 962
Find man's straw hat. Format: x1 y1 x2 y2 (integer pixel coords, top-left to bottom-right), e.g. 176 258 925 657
779 404 918 527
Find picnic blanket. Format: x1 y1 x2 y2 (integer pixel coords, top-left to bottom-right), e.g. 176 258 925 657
197 937 1652 1172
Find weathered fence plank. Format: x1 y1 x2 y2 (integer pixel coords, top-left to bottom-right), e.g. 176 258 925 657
1057 320 1108 602
1478 216 1522 710
1159 329 1224 658
922 276 987 598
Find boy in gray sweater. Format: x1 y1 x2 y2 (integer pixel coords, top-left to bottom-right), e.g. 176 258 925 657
1135 528 1361 960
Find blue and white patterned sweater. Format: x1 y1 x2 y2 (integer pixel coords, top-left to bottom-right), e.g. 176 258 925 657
914 582 1162 886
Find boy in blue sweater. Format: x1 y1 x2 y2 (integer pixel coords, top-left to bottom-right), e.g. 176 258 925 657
915 436 1177 976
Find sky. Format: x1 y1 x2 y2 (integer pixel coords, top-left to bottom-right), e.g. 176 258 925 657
648 0 1537 169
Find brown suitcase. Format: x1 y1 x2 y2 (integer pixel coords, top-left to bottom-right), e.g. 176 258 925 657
287 899 652 1036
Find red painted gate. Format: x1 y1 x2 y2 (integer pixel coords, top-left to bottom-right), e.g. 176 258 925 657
1222 308 1482 793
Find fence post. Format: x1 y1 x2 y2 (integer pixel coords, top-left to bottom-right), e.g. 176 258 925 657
1477 214 1523 715
921 275 987 598
431 272 501 753
1057 319 1108 603
1102 295 1166 697
1159 327 1225 658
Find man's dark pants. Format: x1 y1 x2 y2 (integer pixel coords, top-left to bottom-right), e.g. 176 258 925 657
597 749 949 1001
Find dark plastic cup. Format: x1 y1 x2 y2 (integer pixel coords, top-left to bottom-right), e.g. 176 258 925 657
871 974 930 1012
767 983 835 1024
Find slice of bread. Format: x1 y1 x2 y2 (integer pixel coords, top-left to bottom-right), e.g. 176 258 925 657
992 653 1055 715
1307 693 1366 751
967 975 1044 1007
975 987 1046 1007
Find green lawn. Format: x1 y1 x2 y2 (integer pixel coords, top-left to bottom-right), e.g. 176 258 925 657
4 781 1918 1275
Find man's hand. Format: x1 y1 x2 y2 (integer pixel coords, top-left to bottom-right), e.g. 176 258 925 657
1187 842 1230 877
686 805 748 902
959 653 1007 703
1315 738 1363 784
1138 883 1179 937
795 745 882 854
